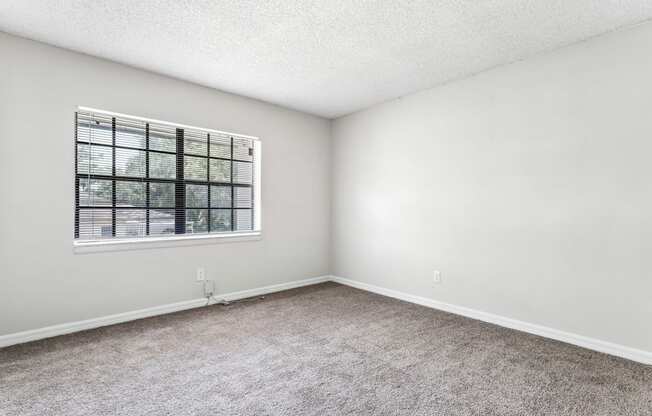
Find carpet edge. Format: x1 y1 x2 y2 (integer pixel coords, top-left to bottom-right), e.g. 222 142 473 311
0 275 331 348
330 275 652 366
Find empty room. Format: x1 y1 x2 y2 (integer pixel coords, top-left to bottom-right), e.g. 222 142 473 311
1 1 651 415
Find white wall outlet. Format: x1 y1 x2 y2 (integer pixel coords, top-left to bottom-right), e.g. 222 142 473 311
433 270 442 284
196 267 206 282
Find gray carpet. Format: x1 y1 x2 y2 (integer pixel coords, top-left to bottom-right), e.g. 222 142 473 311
1 282 650 416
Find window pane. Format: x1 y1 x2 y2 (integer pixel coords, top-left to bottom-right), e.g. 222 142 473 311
234 209 253 231
149 152 176 179
77 113 112 145
78 209 112 240
78 178 112 206
185 130 207 156
186 209 208 233
209 135 231 158
233 137 253 162
115 118 146 148
77 144 112 175
233 161 252 184
234 187 252 208
75 111 258 241
209 159 231 182
210 209 231 232
116 181 146 207
149 124 177 152
150 182 175 208
210 186 231 208
184 156 207 181
186 184 208 208
115 209 146 238
115 148 146 177
149 209 175 235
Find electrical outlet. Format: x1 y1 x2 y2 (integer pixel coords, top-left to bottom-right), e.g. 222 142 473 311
433 270 442 284
196 267 206 282
203 280 215 297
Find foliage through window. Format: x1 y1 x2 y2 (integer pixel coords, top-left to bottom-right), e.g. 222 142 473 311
75 109 258 241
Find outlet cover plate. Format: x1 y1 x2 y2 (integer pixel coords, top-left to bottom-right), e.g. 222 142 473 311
433 270 442 284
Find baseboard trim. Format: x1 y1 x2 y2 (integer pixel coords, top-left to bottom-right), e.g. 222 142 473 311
4 274 650 365
0 275 330 348
330 275 652 366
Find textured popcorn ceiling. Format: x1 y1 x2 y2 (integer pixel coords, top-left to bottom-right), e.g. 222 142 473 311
1 1 652 118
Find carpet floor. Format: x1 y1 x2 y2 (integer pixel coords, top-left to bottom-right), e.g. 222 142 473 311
1 282 650 415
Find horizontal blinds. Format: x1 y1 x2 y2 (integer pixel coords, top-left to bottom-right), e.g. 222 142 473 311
75 110 255 241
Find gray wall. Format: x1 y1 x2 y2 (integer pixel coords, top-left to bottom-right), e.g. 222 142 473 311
0 33 331 335
3 21 652 354
331 23 652 352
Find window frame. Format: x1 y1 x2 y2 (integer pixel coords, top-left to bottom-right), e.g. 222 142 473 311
73 106 261 252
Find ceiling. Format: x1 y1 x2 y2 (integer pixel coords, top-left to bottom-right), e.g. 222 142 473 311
1 1 651 119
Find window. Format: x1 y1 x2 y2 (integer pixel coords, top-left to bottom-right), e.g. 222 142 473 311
74 108 260 243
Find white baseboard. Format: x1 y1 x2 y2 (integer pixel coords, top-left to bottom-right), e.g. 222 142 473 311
218 275 330 301
0 275 330 348
330 275 652 366
4 274 650 366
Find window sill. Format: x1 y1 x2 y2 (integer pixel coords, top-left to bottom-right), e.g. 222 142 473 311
73 232 262 254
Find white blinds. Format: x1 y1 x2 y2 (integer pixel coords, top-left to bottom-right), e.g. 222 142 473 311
75 109 257 241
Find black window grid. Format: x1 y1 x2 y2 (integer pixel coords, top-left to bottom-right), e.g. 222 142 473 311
74 113 255 240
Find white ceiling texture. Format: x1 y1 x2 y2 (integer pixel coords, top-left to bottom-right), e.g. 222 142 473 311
1 1 651 118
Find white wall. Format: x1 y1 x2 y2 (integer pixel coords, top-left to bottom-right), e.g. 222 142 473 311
3 20 652 354
331 23 652 352
0 33 330 335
